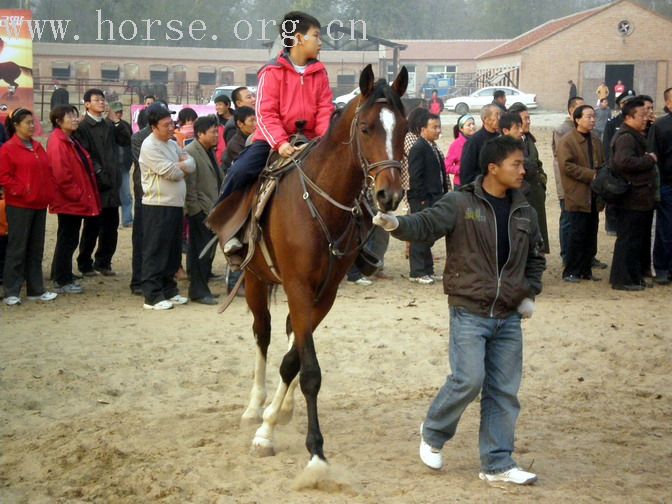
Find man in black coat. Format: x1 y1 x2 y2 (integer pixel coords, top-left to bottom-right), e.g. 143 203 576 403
460 104 500 186
492 90 507 112
651 88 672 284
609 98 658 291
74 88 131 277
407 112 448 283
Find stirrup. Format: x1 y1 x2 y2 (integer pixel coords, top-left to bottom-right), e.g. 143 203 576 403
224 237 243 255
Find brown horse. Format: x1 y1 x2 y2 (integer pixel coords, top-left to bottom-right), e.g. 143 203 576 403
208 64 408 469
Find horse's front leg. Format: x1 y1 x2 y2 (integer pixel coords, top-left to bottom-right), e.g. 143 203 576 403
251 335 300 456
241 276 271 424
298 332 326 464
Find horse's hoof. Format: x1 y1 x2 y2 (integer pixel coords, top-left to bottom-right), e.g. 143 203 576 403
276 407 294 425
251 437 275 458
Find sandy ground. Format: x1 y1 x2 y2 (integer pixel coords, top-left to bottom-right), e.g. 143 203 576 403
1 125 671 504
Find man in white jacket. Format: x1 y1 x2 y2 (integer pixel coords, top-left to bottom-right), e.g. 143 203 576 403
139 104 195 310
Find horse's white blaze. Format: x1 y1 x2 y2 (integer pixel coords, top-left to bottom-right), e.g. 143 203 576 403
242 345 267 420
380 108 396 159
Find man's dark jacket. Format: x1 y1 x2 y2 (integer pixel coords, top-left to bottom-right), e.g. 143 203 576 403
392 176 546 318
131 126 152 203
612 125 657 211
650 111 672 185
459 128 498 186
407 137 447 203
74 114 131 208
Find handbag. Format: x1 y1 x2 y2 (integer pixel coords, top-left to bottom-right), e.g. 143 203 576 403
591 163 630 203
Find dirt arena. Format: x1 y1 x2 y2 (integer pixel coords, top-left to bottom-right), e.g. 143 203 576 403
1 123 671 503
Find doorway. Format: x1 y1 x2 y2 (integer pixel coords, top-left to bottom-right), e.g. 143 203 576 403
605 64 634 108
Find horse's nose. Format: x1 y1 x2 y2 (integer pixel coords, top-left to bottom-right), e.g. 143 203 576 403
376 189 403 212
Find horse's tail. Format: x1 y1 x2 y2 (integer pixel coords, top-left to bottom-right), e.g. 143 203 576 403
19 66 32 74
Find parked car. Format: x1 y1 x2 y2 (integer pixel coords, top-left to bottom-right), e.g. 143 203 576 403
420 77 455 100
444 86 538 114
334 88 360 109
208 85 257 107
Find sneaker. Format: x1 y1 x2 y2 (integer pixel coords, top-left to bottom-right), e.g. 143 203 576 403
80 269 99 277
27 292 58 302
419 423 443 470
349 277 373 286
3 296 21 306
410 275 434 285
653 276 671 286
54 282 84 294
143 300 173 310
563 275 582 283
94 267 116 277
223 237 243 254
479 467 537 485
169 294 188 305
591 258 608 269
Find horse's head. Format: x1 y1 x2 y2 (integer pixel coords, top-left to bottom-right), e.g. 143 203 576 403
350 64 408 212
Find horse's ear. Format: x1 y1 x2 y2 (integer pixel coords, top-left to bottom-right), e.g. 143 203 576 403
391 66 408 98
359 64 375 98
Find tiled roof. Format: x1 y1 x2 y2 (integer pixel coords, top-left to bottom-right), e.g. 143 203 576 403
477 4 612 59
388 39 509 61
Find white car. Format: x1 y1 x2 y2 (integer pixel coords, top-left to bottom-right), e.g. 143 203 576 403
334 88 360 109
445 86 537 115
208 85 257 107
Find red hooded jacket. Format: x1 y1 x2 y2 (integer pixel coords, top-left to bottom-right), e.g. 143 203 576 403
253 51 334 150
47 127 101 216
0 135 53 210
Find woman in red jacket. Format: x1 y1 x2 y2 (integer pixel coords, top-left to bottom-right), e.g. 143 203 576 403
444 114 476 189
48 105 102 293
0 108 57 305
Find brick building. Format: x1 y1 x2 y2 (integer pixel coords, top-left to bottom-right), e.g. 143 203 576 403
476 0 672 111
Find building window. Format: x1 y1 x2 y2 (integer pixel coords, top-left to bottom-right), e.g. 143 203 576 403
219 68 235 85
337 72 355 87
245 67 258 87
74 61 90 79
427 65 457 79
51 61 70 80
101 63 120 81
198 66 216 85
150 64 169 83
124 63 139 80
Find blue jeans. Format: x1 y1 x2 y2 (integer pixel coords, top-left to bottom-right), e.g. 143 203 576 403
423 306 523 474
119 168 133 226
219 141 271 201
653 184 672 278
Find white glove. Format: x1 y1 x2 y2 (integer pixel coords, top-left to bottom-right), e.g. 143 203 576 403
517 297 535 319
372 211 399 232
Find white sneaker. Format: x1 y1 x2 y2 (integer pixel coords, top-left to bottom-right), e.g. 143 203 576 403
479 467 537 485
410 275 434 285
223 237 243 254
169 294 188 305
351 277 373 286
4 296 21 306
143 300 174 310
27 292 58 302
419 423 443 470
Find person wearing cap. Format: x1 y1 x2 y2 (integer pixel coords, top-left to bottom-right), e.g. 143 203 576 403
109 101 134 228
138 104 195 310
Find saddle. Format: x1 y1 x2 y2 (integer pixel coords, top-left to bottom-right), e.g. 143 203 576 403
207 130 317 281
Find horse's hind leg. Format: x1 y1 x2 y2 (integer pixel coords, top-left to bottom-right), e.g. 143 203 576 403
241 275 271 424
277 315 299 425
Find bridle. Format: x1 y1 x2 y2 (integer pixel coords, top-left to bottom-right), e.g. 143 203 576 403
347 97 403 192
287 95 403 302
